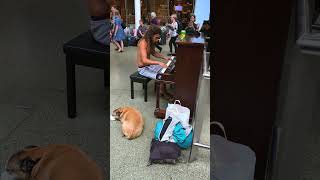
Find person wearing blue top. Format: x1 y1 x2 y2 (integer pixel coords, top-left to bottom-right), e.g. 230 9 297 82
112 10 126 52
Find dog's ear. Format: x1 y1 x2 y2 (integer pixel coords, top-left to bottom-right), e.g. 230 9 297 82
20 157 40 173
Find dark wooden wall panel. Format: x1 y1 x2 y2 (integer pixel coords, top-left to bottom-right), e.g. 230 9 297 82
212 0 293 179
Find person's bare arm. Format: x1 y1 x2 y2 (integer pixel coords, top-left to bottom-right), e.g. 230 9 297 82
152 51 170 61
140 41 167 67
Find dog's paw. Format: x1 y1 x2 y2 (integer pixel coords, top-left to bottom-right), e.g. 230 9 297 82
110 115 116 121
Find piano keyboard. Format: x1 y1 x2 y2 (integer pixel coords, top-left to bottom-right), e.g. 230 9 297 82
160 56 176 74
160 60 172 74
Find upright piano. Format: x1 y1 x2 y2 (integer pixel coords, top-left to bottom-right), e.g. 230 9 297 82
154 34 205 119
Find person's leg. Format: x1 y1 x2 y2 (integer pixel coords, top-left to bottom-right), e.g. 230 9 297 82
138 65 172 98
172 36 177 54
138 65 163 79
113 40 121 52
169 37 173 54
111 39 118 50
120 40 124 52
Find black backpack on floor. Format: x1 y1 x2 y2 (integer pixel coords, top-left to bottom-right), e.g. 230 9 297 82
148 117 181 165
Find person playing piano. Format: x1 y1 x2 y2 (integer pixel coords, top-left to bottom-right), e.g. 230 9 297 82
136 25 172 95
87 0 112 46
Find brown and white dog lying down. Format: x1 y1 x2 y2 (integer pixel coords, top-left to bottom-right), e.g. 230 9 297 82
1 144 105 180
112 106 144 140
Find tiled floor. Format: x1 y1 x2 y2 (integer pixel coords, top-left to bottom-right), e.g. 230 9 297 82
110 44 210 179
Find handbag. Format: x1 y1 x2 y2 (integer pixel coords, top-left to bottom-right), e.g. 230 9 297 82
148 117 181 165
211 121 256 180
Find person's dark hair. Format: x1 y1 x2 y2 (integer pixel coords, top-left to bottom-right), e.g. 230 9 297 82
141 25 161 55
190 14 196 21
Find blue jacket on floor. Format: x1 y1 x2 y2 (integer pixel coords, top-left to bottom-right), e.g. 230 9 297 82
154 120 193 149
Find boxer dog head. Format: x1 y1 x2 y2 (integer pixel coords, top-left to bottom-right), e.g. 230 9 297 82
1 145 41 180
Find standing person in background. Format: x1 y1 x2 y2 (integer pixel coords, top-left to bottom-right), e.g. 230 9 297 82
186 14 199 35
87 0 111 46
137 19 147 40
112 10 125 52
110 6 115 44
150 12 158 26
110 5 117 20
149 12 162 52
166 14 178 56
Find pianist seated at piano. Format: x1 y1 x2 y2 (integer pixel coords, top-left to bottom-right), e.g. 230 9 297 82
136 25 173 96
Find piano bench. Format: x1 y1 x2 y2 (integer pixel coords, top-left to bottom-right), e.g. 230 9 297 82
130 71 152 102
63 31 109 118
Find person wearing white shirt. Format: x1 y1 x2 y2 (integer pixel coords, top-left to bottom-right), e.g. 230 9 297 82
167 14 179 55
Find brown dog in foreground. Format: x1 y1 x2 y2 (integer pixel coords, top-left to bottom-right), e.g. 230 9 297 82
1 144 105 180
112 106 144 140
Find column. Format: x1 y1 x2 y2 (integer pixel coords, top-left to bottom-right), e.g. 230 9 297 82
134 0 141 30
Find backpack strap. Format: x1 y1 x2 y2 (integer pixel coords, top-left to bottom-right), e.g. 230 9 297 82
211 121 227 140
159 117 173 141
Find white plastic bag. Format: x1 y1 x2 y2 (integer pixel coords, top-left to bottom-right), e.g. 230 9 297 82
165 100 192 136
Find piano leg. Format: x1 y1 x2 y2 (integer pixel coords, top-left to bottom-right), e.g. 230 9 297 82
130 79 134 99
155 81 160 108
154 108 166 119
154 81 166 119
143 82 147 102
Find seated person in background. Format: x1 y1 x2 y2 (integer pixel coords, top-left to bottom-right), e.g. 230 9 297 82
87 0 111 46
136 25 171 95
137 19 147 40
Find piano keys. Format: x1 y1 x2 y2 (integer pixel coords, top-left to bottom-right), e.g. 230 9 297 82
160 56 176 74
